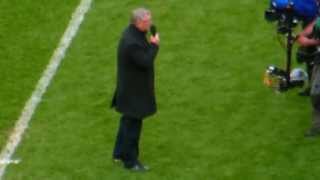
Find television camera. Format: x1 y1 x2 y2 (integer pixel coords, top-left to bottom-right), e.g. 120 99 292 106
263 0 318 92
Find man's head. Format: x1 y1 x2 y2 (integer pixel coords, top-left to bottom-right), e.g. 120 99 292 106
131 8 152 32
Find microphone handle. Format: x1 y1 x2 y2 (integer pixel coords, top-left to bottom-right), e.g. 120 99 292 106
150 25 157 36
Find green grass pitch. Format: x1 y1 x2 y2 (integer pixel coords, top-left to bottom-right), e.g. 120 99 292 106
1 0 320 179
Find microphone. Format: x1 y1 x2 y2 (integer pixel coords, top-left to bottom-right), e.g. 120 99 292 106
150 25 157 36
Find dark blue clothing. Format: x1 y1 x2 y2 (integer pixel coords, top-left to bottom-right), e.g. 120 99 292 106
113 115 142 168
111 24 159 168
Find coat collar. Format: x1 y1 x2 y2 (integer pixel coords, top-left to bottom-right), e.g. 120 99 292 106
129 24 147 37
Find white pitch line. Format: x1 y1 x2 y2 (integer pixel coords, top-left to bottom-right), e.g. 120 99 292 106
0 0 93 178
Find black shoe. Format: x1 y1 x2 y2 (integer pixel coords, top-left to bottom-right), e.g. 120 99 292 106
125 161 150 172
305 128 320 137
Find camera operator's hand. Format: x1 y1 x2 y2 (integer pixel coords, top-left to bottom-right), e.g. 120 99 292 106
297 20 320 47
150 33 160 45
298 36 320 47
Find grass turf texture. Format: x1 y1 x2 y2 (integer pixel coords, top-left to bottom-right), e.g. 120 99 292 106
2 0 320 179
0 0 79 150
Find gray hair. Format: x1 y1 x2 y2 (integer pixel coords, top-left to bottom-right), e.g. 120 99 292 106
130 8 151 24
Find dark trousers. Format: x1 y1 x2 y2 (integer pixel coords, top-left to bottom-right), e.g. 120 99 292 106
307 63 313 82
311 95 320 130
113 115 143 167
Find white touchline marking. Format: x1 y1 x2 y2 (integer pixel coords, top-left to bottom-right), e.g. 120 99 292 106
0 160 20 166
0 0 93 178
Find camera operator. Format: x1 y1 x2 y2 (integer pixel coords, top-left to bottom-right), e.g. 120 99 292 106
296 0 320 96
297 18 320 136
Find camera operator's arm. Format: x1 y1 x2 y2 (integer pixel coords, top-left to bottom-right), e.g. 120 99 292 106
297 20 320 47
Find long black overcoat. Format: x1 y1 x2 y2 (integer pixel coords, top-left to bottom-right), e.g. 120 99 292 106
111 24 159 119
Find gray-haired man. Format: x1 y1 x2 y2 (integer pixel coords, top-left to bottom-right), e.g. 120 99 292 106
111 8 160 171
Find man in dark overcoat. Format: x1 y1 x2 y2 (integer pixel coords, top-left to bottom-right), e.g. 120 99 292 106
111 7 160 171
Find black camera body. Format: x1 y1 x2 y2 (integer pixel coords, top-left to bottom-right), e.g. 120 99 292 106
265 7 299 34
265 0 318 34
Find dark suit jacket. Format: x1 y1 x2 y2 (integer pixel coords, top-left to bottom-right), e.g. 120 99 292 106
111 24 159 119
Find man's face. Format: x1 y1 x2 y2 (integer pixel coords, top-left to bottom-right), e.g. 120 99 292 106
136 14 152 32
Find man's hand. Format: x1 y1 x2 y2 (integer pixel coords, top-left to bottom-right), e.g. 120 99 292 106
150 33 160 45
297 35 320 47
